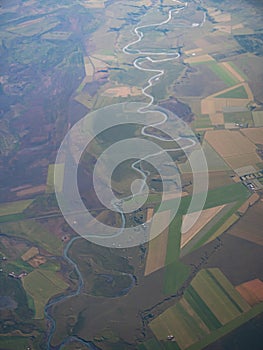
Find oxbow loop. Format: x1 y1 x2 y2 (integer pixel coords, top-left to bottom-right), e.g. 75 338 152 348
54 102 208 248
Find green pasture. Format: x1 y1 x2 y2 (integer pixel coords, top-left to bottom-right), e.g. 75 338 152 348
0 220 62 255
23 268 68 319
215 85 248 99
0 200 33 217
207 62 239 87
224 111 253 125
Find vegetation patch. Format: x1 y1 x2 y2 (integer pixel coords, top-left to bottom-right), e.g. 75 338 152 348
0 200 33 217
207 62 239 86
23 268 69 319
214 85 248 99
0 220 62 255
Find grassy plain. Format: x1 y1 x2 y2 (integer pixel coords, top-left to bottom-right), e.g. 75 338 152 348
252 111 263 127
23 268 69 319
152 267 248 349
0 200 33 217
224 111 253 126
206 62 239 87
0 336 30 350
215 86 248 99
0 220 62 255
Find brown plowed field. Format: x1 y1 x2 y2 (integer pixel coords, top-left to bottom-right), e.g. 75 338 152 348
236 279 263 306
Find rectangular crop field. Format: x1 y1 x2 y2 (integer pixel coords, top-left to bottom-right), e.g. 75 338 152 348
207 62 239 86
205 129 261 169
252 111 263 127
215 85 248 99
236 279 263 306
224 111 253 126
241 127 263 145
0 199 33 217
144 211 170 276
46 163 65 193
181 205 226 248
191 269 248 325
150 299 209 349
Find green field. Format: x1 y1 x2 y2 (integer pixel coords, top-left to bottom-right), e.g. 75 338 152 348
150 268 255 350
0 336 30 350
228 62 248 80
207 269 250 312
0 199 33 217
252 111 263 127
207 62 239 87
163 215 190 294
46 163 65 193
7 17 59 37
150 299 209 349
138 337 165 350
191 269 249 325
0 220 62 255
192 114 212 129
184 285 222 331
161 183 249 215
183 199 245 254
188 302 263 350
23 268 69 319
215 85 248 99
224 111 253 125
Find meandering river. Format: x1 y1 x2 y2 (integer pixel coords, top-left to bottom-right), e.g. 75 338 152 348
45 1 198 348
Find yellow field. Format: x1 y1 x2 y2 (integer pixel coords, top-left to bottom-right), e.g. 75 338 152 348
23 269 69 319
220 62 245 83
90 56 108 70
241 127 263 145
238 193 260 215
232 23 244 31
207 214 239 243
146 208 154 222
84 56 94 77
21 247 39 262
15 185 46 197
0 199 33 217
92 54 116 62
181 205 226 248
201 96 250 125
144 210 170 276
74 92 93 109
46 163 65 193
162 191 188 201
103 86 141 97
207 8 231 23
214 25 231 34
205 130 262 169
144 227 169 276
184 48 203 55
252 111 263 127
184 54 214 64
